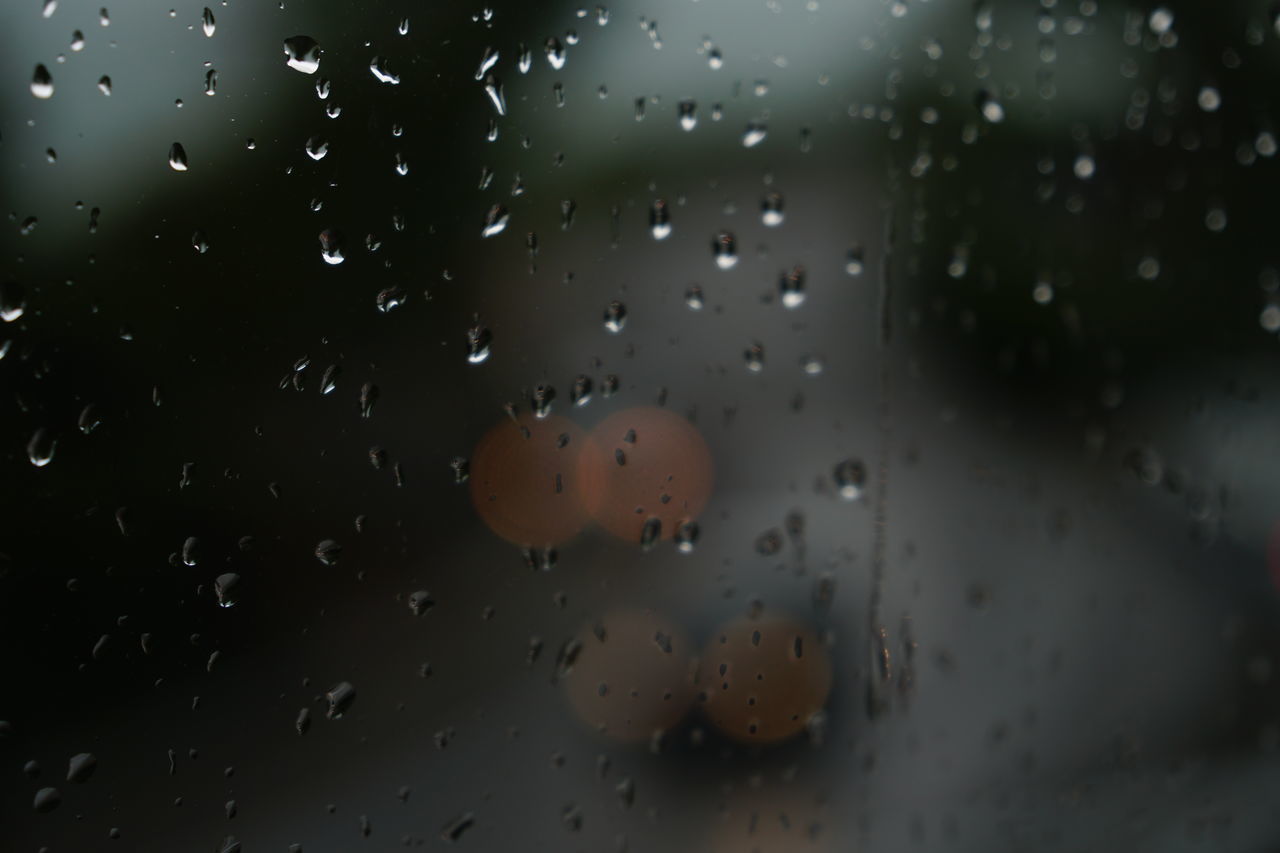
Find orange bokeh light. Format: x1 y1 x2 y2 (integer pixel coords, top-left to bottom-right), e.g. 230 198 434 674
577 407 714 545
697 616 832 744
468 413 588 546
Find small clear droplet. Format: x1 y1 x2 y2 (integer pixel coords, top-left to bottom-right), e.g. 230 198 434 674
283 36 321 74
760 191 784 227
649 198 671 240
674 519 699 553
482 204 510 238
168 142 188 171
712 231 738 269
369 55 399 84
318 229 344 265
545 36 566 70
678 99 697 131
779 265 806 308
27 428 55 467
834 458 866 501
466 324 492 364
315 539 342 566
31 64 54 99
744 342 765 372
741 122 767 148
483 74 506 115
201 7 215 37
305 135 329 160
603 300 627 333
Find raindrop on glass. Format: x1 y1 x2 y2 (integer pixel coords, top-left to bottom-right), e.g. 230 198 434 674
833 458 866 501
649 198 671 240
283 36 321 74
27 428 55 467
168 142 189 171
31 64 54 99
712 231 738 269
482 205 510 238
603 300 627 333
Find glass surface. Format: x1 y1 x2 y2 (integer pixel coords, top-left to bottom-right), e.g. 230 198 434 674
4 1 1280 850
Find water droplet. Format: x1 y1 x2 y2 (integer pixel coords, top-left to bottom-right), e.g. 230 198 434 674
649 198 672 240
517 43 532 74
833 458 866 501
31 64 54 99
1196 86 1220 112
678 99 697 131
1 282 27 322
466 323 492 364
482 204 510 237
603 300 627 333
318 229 344 264
712 231 738 269
741 122 767 148
708 46 723 69
779 264 806 308
482 74 506 115
475 46 499 80
369 56 399 84
570 374 592 406
755 528 783 555
639 517 662 551
295 707 311 735
33 787 60 813
66 753 96 783
684 285 704 310
1137 256 1160 280
315 539 341 566
201 7 215 37
305 135 329 160
976 89 1004 122
283 36 321 74
408 590 435 616
181 535 199 566
376 286 407 312
27 428 55 467
168 142 189 171
214 573 240 607
1072 154 1095 180
42 0 57 18
545 36 566 70
1260 305 1280 332
359 381 378 418
531 384 555 418
441 813 475 842
845 245 864 276
744 342 765 372
71 30 85 50
1148 6 1173 34
674 519 699 553
760 191 784 227
326 681 356 719
78 403 101 434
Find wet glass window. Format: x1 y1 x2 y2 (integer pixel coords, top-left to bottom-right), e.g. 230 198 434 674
4 0 1280 850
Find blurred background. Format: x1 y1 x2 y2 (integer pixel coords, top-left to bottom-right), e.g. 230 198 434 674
2 0 1280 850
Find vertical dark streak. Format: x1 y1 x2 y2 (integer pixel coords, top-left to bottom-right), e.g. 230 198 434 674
867 202 896 719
